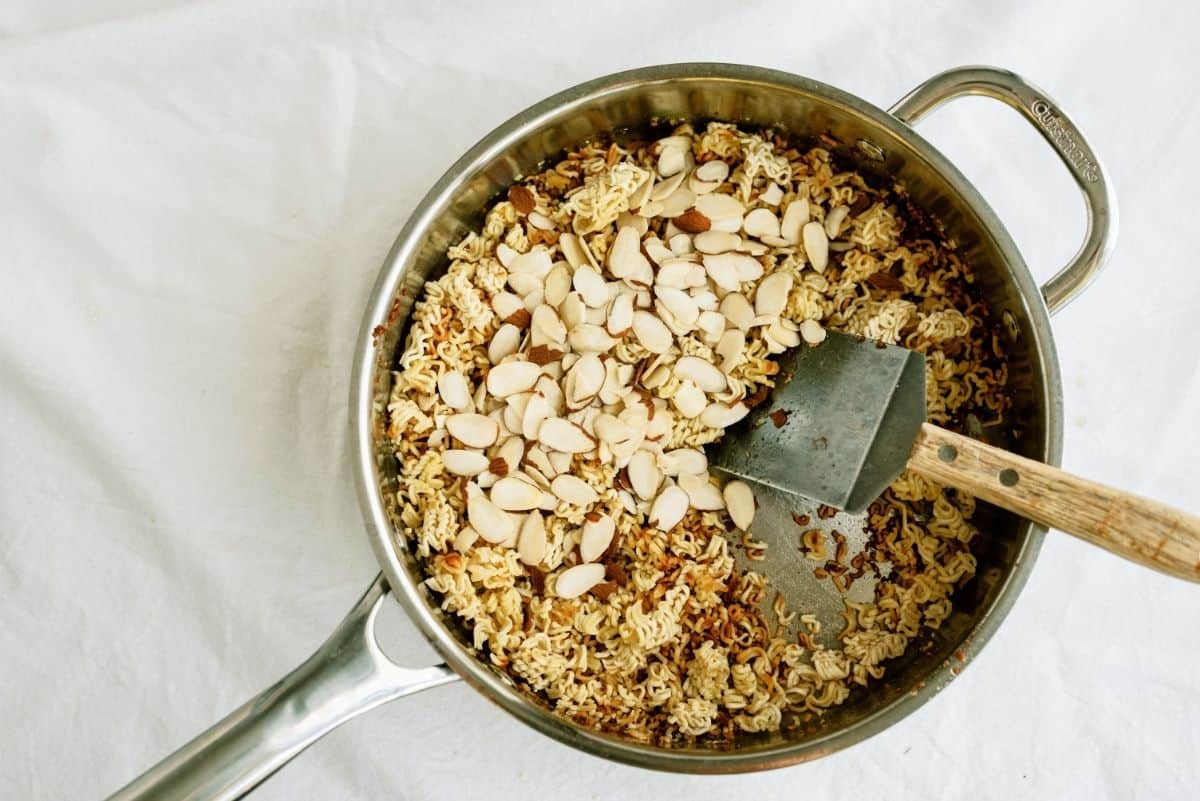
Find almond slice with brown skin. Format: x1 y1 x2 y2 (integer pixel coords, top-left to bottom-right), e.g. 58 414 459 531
436 370 471 411
544 264 573 307
555 562 606 599
609 226 650 279
517 511 547 565
661 448 707 476
695 193 745 223
579 515 616 562
606 291 634 337
559 232 590 270
679 472 725 510
825 204 850 239
655 287 699 329
551 474 599 506
699 402 749 429
521 392 552 440
446 413 500 448
716 328 745 373
564 353 605 410
643 237 675 266
443 449 489 477
573 265 608 308
469 492 516 544
453 524 479 552
490 476 543 511
648 485 689 532
509 247 553 278
567 324 616 354
675 356 727 393
492 291 524 322
723 480 755 530
538 417 595 453
627 449 663 500
531 304 567 345
486 361 542 398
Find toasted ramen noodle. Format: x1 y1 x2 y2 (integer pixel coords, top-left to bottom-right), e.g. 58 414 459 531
383 123 1009 744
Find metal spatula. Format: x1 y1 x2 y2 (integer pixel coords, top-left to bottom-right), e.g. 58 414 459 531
709 331 1200 582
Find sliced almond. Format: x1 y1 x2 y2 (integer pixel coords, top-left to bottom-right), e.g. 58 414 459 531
679 472 725 510
551 474 599 506
492 292 524 322
548 450 573 474
702 253 749 292
486 361 541 398
719 292 754 331
760 183 784 206
497 436 525 472
573 266 608 308
606 291 634 337
658 146 687 177
732 254 763 282
436 370 471 411
530 304 566 346
675 356 727 393
800 318 827 345
469 492 516 544
716 328 745 373
825 204 850 239
643 237 675 266
767 318 801 349
755 272 793 317
659 186 696 218
509 247 553 278
559 232 590 270
695 160 730 182
631 310 672 354
538 417 596 453
567 324 616 354
699 401 749 429
780 198 810 244
496 243 518 268
668 233 694 256
443 449 489 476
528 211 555 231
555 562 606 599
595 412 634 444
487 323 521 364
696 310 725 340
507 272 542 297
543 265 574 308
517 511 547 565
490 476 543 511
655 286 699 329
628 449 663 500
803 220 830 272
671 380 708 419
558 292 586 330
743 208 781 239
648 485 689 532
693 230 740 254
629 174 655 213
580 515 616 563
695 193 745 222
723 480 755 530
453 525 479 551
564 353 605 410
446 413 500 448
662 448 707 476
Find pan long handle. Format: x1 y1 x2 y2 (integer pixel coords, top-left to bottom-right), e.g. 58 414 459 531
103 575 459 801
889 65 1117 316
910 423 1200 582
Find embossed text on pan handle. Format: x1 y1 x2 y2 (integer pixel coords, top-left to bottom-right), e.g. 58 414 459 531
889 66 1117 315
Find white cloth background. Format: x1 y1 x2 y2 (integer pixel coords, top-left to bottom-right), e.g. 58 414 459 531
2 1 1198 799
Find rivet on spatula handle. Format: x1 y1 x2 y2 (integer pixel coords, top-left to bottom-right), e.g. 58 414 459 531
908 423 1200 582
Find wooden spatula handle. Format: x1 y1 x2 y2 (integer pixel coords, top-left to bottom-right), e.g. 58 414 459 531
908 423 1200 582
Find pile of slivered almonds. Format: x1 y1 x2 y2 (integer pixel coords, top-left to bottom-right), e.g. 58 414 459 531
385 122 1010 743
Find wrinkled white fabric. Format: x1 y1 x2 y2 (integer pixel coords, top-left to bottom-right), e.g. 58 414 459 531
2 1 1198 799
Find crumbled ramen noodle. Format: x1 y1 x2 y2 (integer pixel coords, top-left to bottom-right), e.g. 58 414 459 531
383 123 1009 744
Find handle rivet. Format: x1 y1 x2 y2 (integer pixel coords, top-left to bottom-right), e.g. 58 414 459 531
998 468 1019 487
938 444 958 463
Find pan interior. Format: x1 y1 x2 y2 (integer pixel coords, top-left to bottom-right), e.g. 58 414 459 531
359 64 1056 770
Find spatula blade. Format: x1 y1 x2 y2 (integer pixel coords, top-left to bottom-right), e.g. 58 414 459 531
709 331 926 514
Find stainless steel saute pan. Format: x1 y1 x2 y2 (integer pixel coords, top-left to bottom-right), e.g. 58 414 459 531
105 62 1115 800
